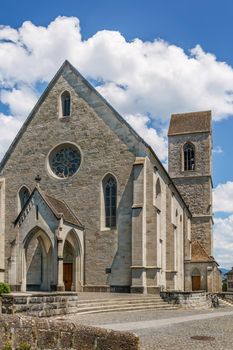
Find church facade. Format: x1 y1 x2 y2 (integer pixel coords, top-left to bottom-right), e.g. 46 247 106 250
0 61 221 293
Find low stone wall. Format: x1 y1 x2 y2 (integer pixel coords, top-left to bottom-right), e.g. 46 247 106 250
218 292 233 302
160 291 211 309
1 292 79 317
0 315 139 350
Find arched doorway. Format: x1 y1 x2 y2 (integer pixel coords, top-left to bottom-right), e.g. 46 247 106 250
23 228 53 292
63 230 82 291
63 241 74 291
192 268 201 291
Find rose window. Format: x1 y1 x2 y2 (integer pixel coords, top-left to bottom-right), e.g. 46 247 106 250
49 145 81 178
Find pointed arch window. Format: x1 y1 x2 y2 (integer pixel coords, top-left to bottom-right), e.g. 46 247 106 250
19 186 30 209
61 91 71 117
104 175 117 228
183 143 195 171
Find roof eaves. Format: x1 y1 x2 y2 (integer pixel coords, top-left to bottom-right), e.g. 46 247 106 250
0 61 70 172
168 130 211 137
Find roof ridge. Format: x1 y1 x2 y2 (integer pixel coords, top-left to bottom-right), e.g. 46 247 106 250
171 110 211 117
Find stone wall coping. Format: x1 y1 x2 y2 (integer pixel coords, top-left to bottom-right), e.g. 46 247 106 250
1 292 78 298
161 290 206 294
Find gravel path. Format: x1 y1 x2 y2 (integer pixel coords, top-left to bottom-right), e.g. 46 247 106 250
57 307 233 349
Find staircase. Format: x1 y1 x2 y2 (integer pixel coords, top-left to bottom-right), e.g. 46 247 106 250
218 297 233 308
76 294 178 315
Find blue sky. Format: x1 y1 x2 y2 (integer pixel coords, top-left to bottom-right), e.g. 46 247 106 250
1 0 233 267
1 0 233 59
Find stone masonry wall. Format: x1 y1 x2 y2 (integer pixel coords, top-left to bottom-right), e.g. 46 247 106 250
173 177 212 216
191 217 212 255
1 65 138 289
168 133 212 177
161 291 211 309
0 315 139 350
168 132 213 257
0 63 191 293
1 292 79 317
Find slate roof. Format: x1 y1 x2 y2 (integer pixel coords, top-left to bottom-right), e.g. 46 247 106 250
191 240 215 263
43 192 83 227
14 187 83 228
168 111 211 136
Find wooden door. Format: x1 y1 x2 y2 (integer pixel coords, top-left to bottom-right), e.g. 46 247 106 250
192 276 201 291
63 263 73 291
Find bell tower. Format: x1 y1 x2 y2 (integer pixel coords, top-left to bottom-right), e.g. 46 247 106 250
168 111 213 256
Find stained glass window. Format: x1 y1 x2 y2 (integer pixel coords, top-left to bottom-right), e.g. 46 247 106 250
184 143 195 171
50 145 81 178
104 176 117 228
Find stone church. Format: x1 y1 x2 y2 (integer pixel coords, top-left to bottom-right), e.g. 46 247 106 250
0 60 221 294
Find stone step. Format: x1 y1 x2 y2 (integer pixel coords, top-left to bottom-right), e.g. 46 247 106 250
77 301 169 312
76 303 178 315
78 298 164 307
78 296 161 304
218 298 233 307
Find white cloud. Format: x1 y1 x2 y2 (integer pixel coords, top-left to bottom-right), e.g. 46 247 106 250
213 146 223 154
0 86 37 118
125 114 167 161
214 215 233 268
0 113 22 160
1 16 233 161
213 181 233 213
1 16 233 119
213 181 233 267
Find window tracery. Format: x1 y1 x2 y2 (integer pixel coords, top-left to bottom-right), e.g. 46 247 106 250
104 175 117 228
50 145 81 178
184 143 195 171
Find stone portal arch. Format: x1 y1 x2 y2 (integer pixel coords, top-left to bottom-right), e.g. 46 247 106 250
62 230 83 292
22 227 53 292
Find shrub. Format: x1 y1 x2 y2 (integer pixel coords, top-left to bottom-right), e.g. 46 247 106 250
2 341 12 350
222 280 227 292
0 283 11 295
17 343 31 350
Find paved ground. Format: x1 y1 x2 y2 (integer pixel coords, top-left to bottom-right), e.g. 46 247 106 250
58 306 233 349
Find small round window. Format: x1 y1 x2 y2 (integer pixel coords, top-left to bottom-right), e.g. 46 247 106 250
49 144 81 178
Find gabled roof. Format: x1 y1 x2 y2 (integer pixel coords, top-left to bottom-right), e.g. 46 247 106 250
0 60 145 172
0 60 192 217
43 192 83 228
14 186 83 229
168 111 211 136
191 240 215 263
